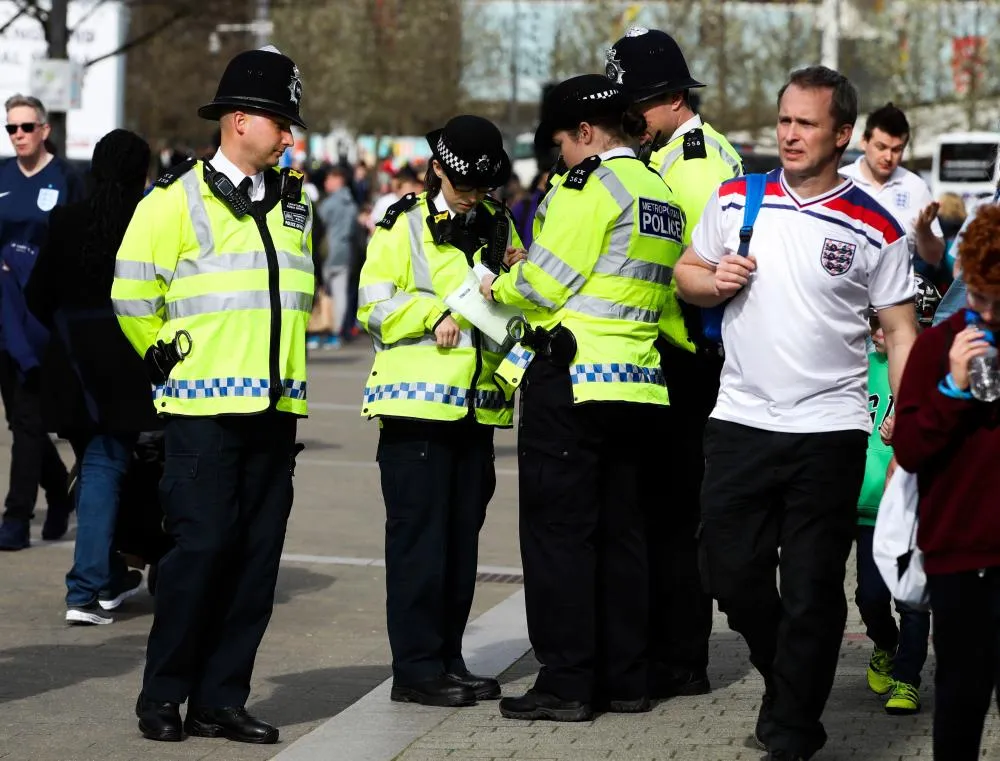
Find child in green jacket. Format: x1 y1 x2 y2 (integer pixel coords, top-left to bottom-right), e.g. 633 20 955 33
855 276 940 715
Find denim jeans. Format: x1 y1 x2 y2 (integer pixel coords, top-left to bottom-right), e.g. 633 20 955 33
65 433 137 607
855 525 931 685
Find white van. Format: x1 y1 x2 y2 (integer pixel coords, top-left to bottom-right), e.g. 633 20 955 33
931 131 1000 208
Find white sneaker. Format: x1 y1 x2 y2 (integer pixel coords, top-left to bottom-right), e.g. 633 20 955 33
66 603 114 625
98 569 143 610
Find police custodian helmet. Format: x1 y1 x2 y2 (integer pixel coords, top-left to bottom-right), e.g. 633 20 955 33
426 115 511 189
606 26 705 103
198 45 307 129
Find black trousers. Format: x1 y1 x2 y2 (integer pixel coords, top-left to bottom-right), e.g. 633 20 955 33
699 419 866 759
142 412 297 708
929 569 1000 761
378 415 496 685
519 359 650 704
646 341 720 674
0 350 69 523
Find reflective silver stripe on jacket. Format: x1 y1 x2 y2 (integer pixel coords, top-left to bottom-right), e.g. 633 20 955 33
371 329 475 353
407 210 436 295
563 293 659 324
367 291 415 341
114 260 174 283
527 242 586 293
358 281 397 308
165 290 313 321
181 169 215 256
112 297 164 319
174 250 313 279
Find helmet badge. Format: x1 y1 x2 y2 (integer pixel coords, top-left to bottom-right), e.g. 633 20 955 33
605 47 625 84
288 64 302 105
475 154 492 174
625 25 649 37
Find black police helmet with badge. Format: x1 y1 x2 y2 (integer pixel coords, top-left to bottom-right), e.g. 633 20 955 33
534 74 632 149
426 115 511 190
198 45 307 129
607 26 705 103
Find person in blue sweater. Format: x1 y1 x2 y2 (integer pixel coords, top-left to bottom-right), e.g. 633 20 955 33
0 94 84 550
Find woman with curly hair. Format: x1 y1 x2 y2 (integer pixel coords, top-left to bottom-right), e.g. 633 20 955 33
26 129 159 625
893 202 1000 760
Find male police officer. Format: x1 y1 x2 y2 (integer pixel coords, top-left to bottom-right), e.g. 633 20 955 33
606 26 742 699
112 47 313 743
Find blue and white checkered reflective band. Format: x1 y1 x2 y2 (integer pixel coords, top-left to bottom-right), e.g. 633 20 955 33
569 363 665 386
365 382 469 407
504 344 536 370
475 389 514 409
155 377 307 400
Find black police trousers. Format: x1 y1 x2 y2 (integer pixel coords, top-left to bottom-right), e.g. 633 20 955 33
142 412 297 708
646 341 720 675
0 350 69 524
378 415 495 685
518 359 650 704
699 419 866 759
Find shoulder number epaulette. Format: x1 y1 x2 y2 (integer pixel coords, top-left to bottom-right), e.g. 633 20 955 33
376 192 419 229
683 128 708 160
562 155 602 191
154 156 197 189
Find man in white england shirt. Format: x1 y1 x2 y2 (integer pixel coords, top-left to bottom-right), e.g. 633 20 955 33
839 103 945 270
673 66 918 761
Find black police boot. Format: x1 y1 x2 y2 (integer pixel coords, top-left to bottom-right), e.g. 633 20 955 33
135 693 183 742
390 675 477 707
445 667 501 700
184 706 278 744
499 689 593 722
650 665 711 699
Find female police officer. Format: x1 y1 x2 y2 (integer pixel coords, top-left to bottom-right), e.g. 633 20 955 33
357 115 519 707
481 75 685 720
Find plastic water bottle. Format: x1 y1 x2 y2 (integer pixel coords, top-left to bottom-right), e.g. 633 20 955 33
969 327 1000 403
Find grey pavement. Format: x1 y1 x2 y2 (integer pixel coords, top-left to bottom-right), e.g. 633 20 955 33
1 342 998 761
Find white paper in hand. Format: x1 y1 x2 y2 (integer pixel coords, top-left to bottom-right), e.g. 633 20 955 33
444 270 523 345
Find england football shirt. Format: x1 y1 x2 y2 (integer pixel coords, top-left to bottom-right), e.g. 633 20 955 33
692 169 914 434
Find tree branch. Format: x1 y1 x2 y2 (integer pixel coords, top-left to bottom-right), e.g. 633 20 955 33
0 8 27 35
14 0 46 24
84 6 193 68
69 0 108 36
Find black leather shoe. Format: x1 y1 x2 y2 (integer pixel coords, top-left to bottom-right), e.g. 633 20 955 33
499 689 593 722
445 668 501 700
135 694 183 742
184 706 278 744
390 675 477 707
650 666 711 699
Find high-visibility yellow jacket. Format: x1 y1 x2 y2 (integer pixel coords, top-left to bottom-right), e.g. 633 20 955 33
357 192 520 427
111 160 314 417
650 119 743 352
492 151 683 405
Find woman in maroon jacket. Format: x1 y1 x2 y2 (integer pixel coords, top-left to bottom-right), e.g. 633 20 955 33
893 202 1000 761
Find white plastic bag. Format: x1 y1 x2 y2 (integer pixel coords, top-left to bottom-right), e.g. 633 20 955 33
872 467 930 609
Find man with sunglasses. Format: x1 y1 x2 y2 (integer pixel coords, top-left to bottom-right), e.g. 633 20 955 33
605 26 743 701
0 93 83 550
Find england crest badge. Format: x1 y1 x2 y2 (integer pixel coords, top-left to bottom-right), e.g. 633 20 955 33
820 237 857 276
36 186 59 212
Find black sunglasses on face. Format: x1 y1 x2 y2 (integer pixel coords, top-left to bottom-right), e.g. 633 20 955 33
5 123 41 135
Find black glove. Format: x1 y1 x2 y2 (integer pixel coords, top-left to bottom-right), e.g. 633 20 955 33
144 340 183 385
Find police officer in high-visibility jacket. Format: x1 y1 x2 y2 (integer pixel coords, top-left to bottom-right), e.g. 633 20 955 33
480 75 684 720
358 115 519 709
607 25 743 700
111 47 313 744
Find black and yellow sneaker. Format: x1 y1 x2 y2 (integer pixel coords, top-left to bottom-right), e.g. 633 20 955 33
885 680 920 715
866 646 894 695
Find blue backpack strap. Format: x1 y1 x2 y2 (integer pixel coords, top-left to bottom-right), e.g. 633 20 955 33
736 173 766 257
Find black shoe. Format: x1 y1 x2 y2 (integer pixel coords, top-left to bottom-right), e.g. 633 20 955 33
650 666 711 699
41 501 72 541
602 696 651 713
135 694 182 742
445 668 501 700
753 691 774 750
184 706 278 744
499 689 593 722
768 751 805 760
391 675 477 707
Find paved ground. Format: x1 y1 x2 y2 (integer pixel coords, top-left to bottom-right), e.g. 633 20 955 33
1 341 998 761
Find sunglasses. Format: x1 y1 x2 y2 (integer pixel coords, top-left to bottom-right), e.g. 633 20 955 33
5 122 42 135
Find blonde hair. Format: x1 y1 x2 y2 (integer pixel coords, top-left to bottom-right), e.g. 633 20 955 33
937 193 966 223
